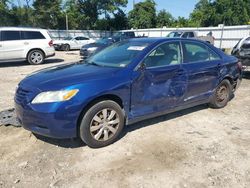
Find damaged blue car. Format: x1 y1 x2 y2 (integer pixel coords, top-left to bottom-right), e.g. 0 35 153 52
15 38 242 148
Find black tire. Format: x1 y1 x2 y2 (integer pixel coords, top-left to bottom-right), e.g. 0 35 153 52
62 44 70 51
27 49 45 65
79 100 125 148
209 79 232 109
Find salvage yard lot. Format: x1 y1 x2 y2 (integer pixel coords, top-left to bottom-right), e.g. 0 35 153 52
0 52 250 188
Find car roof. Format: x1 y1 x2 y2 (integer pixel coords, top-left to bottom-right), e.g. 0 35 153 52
0 27 47 31
128 37 202 44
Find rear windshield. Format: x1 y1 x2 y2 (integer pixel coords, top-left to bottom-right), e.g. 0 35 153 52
87 41 150 68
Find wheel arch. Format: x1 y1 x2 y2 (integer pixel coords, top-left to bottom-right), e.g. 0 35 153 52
222 76 234 85
76 94 125 137
26 48 46 60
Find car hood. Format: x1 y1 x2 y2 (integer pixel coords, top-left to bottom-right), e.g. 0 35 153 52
19 62 121 90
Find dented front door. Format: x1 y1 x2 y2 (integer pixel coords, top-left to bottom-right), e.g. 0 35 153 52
130 41 188 118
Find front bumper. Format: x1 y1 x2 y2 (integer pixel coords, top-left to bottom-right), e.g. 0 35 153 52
14 86 81 139
53 44 63 51
80 49 95 58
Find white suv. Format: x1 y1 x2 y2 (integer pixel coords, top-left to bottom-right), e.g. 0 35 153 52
0 27 55 65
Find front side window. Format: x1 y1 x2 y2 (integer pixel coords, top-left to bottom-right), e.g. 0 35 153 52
21 31 45 40
144 42 182 68
183 41 220 63
1 31 21 41
88 41 150 68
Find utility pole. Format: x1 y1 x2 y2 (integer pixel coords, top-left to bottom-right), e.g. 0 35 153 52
133 0 135 9
66 13 69 37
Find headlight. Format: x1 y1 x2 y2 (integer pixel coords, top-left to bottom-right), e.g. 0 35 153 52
88 47 98 51
32 89 79 104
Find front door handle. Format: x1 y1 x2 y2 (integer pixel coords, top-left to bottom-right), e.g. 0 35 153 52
177 69 185 75
24 42 29 45
0 44 2 47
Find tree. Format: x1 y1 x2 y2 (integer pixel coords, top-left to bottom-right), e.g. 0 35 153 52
190 0 250 26
128 0 157 29
156 9 174 27
33 0 64 29
0 0 12 26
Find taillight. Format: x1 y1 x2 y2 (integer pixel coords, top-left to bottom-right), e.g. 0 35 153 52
237 61 243 71
49 40 53 47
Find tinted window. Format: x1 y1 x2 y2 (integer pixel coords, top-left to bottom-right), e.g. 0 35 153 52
189 32 195 38
145 42 182 68
1 31 21 41
182 32 189 38
21 31 45 40
88 41 150 67
80 37 89 40
183 42 220 63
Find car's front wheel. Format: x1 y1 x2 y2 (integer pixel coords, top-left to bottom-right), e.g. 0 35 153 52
27 50 45 65
209 79 232 108
79 100 125 148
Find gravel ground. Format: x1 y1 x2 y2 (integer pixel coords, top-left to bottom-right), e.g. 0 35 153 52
0 51 250 188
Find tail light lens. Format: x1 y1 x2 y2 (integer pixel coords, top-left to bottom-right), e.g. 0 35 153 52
49 40 53 47
237 61 243 71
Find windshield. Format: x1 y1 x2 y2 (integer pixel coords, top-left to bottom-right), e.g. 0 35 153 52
96 38 111 45
64 37 73 40
167 32 182 38
87 41 150 68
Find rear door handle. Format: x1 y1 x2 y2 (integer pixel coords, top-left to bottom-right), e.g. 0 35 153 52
0 44 2 47
24 42 29 45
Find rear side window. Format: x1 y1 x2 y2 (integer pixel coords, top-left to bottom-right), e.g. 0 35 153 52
183 41 220 63
1 31 21 41
21 31 45 40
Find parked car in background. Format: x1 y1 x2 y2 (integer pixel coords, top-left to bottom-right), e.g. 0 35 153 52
80 37 114 58
231 36 250 68
167 30 215 45
112 31 136 42
0 27 55 65
15 38 242 148
53 36 96 51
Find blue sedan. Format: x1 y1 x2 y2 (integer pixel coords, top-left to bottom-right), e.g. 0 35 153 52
15 38 242 148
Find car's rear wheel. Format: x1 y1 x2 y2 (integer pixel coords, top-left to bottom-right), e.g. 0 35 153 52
79 100 125 148
209 79 232 108
62 44 70 51
27 50 44 65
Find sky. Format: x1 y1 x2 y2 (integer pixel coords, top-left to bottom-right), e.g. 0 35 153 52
126 0 199 18
14 0 199 19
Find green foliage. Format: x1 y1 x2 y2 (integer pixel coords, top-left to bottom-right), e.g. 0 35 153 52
33 0 64 29
1 0 250 30
190 0 250 26
128 0 157 29
156 9 174 27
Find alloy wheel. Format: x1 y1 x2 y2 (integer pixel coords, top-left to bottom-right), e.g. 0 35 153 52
31 52 43 64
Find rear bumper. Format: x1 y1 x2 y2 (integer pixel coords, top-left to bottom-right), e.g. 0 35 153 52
46 53 55 58
45 47 55 58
